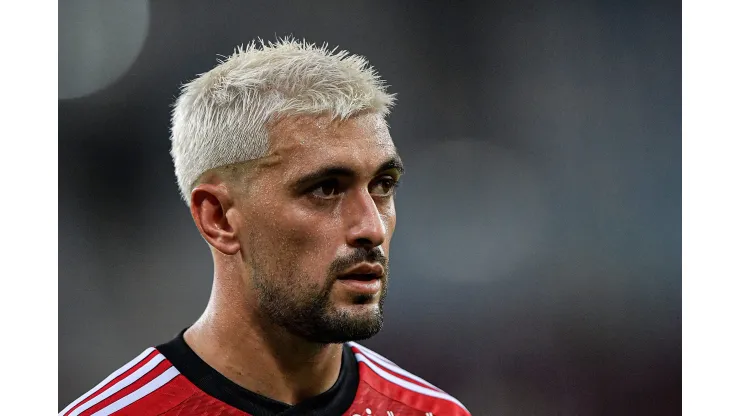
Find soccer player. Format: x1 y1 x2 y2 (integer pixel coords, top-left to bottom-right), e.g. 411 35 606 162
60 39 471 416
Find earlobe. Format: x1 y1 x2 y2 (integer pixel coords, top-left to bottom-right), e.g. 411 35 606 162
190 184 241 255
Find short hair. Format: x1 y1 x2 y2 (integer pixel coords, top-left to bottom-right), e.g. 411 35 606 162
170 38 396 204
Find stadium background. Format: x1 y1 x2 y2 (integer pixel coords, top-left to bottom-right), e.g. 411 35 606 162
59 0 680 414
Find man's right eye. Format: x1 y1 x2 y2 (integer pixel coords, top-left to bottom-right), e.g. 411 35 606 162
310 179 340 199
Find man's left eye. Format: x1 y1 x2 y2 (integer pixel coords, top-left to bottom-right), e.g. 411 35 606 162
370 178 399 196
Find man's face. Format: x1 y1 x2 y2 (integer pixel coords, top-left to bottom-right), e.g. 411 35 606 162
235 112 402 343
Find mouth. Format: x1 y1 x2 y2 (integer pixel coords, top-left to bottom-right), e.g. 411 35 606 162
337 263 384 280
336 263 384 295
338 273 379 281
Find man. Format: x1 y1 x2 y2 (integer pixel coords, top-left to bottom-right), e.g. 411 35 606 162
60 39 470 416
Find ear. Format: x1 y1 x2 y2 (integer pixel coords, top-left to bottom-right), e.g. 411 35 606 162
190 183 241 255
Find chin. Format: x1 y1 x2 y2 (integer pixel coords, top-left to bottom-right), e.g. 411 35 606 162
337 296 381 315
341 305 381 322
350 293 378 305
309 304 384 343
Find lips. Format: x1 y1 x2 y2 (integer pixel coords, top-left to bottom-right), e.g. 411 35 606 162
336 263 384 295
339 273 378 281
337 277 382 295
337 263 384 281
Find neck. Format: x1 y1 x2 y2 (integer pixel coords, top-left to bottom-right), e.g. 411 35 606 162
184 261 343 405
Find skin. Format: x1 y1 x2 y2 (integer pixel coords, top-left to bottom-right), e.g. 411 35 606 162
184 111 403 405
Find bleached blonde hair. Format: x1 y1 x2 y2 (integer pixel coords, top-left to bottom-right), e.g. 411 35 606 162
170 38 396 204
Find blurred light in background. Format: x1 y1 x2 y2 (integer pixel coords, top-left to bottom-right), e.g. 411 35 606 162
59 0 149 100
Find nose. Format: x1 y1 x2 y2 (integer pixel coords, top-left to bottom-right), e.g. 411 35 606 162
345 189 387 249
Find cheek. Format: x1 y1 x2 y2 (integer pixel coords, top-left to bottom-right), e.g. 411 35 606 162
282 204 339 243
381 202 397 245
266 204 343 272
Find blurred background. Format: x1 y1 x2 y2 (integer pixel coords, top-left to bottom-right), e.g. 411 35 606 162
58 0 681 414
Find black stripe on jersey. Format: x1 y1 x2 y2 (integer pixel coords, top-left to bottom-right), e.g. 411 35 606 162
156 328 359 416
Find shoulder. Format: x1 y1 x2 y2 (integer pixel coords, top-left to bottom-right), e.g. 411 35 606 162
347 342 471 416
59 347 197 416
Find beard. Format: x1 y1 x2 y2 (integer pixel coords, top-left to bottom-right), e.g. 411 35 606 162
251 247 388 344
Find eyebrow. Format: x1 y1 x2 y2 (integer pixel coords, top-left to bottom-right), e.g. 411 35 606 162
377 156 405 176
290 155 405 191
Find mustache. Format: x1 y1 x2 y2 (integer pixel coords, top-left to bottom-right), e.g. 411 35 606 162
328 247 388 277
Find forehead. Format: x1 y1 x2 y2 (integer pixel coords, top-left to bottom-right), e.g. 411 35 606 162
264 112 397 175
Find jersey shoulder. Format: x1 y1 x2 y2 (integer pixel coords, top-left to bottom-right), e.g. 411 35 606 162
347 342 471 416
59 347 204 416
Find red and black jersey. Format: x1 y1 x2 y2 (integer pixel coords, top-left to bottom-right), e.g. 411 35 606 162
60 330 470 416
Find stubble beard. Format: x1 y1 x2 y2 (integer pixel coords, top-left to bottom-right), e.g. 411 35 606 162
251 254 388 344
